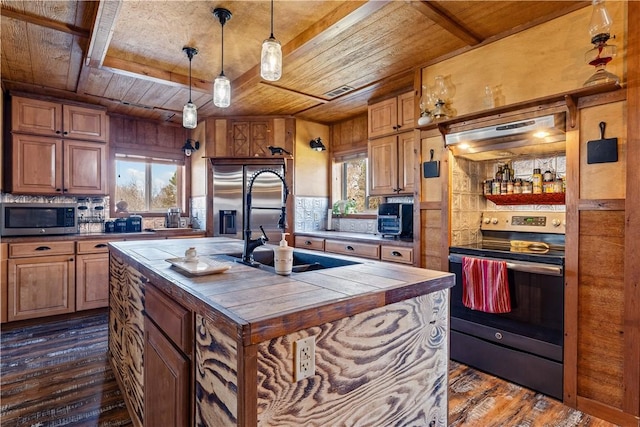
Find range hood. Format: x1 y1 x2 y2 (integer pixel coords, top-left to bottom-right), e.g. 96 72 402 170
445 113 566 161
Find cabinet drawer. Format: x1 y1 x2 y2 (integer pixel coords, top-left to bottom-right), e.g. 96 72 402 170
9 241 75 258
294 236 325 251
325 240 380 260
77 240 111 254
145 284 192 356
381 246 414 265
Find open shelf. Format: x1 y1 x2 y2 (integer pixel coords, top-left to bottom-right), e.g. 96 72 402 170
485 193 565 205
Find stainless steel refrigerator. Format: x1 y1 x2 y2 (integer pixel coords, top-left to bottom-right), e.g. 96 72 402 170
212 163 287 243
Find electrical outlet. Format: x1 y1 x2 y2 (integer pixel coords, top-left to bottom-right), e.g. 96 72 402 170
294 336 315 382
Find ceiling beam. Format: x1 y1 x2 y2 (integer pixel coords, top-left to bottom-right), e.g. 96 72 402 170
0 5 90 38
259 82 329 104
101 55 213 92
84 0 123 68
409 0 483 46
232 1 392 93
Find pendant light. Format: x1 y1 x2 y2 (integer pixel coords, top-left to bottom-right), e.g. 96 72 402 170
260 0 282 81
182 46 198 129
213 8 232 108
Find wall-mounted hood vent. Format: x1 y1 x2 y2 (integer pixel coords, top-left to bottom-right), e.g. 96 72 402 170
445 113 566 161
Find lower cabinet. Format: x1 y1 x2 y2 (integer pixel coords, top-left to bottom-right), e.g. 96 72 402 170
144 283 192 427
144 317 190 427
76 240 110 310
295 235 415 265
7 241 76 321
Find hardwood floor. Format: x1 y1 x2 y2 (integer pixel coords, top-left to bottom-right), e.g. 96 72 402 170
0 311 618 427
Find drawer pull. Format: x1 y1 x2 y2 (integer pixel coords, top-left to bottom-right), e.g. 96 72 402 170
346 245 354 251
305 240 312 245
94 243 108 248
391 251 402 257
35 246 52 251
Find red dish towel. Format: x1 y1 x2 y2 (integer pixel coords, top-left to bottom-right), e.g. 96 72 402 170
462 256 512 313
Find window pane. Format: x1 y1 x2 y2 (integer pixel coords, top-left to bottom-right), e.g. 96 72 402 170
115 160 146 212
344 158 367 212
151 163 179 211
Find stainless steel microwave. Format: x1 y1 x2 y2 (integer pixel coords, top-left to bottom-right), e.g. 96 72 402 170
0 203 78 236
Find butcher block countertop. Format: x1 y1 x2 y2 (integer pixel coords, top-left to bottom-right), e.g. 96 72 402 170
108 237 453 344
1 228 205 243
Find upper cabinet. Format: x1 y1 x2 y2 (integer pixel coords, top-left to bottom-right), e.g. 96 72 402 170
368 91 415 139
369 132 415 196
5 94 109 196
203 117 294 158
11 96 108 143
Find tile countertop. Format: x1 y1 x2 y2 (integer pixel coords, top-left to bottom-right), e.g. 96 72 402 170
108 237 453 344
1 228 206 243
294 230 414 247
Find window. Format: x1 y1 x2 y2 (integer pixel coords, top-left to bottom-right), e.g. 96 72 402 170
114 153 185 214
333 156 379 213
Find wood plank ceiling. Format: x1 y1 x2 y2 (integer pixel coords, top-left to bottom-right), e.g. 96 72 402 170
1 0 588 125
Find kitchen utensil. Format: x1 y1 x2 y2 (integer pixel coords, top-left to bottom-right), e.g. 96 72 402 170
423 149 440 178
587 121 618 164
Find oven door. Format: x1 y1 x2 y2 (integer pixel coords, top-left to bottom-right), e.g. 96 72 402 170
448 253 564 359
448 252 564 399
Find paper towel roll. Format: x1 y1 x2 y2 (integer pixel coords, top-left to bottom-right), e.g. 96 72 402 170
327 209 333 230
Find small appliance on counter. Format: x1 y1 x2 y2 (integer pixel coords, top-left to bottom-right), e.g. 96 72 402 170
166 207 181 228
126 215 143 232
377 203 413 239
0 202 78 236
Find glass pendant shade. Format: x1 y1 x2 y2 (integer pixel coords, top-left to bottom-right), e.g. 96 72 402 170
214 74 231 108
183 101 197 129
261 37 282 81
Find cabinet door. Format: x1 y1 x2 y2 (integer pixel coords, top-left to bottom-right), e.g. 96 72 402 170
368 98 397 139
64 140 107 195
63 105 108 142
144 317 190 427
397 92 415 131
228 120 272 157
11 96 62 136
398 132 415 194
7 255 75 321
10 135 63 194
76 253 109 310
369 135 398 195
1 243 7 323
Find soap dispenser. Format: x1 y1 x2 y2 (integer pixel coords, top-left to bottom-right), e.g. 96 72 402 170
274 233 293 275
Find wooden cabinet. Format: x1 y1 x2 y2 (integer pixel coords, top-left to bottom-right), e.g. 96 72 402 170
1 243 7 323
324 239 380 260
144 284 192 427
9 134 107 195
11 96 108 142
228 119 272 157
76 240 110 311
368 92 414 139
381 245 414 265
369 131 415 195
294 235 325 251
7 241 75 321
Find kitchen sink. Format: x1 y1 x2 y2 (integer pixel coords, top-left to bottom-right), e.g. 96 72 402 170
218 250 361 273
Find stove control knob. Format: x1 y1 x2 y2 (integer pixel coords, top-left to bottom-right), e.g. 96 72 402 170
491 217 499 225
483 217 491 224
552 218 562 227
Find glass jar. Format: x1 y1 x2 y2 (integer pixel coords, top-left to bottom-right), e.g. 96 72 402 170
513 179 522 194
532 168 543 194
522 180 533 194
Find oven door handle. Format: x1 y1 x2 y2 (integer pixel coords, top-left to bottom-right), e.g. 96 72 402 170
448 254 563 277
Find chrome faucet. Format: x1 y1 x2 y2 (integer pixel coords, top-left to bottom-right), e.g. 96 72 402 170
242 169 289 264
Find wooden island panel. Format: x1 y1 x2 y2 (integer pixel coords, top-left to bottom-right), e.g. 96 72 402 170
108 238 454 427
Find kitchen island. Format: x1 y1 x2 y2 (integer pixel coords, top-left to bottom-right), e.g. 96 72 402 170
108 237 453 427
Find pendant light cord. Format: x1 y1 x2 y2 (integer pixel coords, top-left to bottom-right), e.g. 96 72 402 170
270 0 274 38
188 54 193 103
220 19 225 75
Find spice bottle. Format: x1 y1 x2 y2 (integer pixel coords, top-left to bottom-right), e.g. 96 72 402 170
514 179 522 194
532 168 543 194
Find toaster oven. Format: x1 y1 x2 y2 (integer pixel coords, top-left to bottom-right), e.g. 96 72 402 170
377 203 413 238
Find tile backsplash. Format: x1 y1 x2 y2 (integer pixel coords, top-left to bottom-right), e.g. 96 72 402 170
450 153 566 246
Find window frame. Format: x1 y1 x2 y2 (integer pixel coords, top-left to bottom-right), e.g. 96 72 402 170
110 148 190 218
332 151 378 215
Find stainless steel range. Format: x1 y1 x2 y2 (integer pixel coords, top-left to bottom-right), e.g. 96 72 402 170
448 211 565 399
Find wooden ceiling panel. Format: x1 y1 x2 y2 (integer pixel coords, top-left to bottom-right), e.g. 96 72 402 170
1 1 591 125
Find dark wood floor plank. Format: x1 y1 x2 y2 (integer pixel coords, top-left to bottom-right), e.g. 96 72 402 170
1 311 617 427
